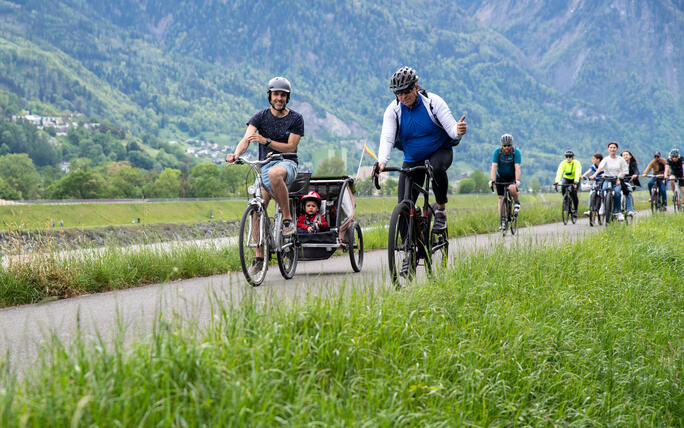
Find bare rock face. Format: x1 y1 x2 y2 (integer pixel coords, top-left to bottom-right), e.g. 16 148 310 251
290 101 369 139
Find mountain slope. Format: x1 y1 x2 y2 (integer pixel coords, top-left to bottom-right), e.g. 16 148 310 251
0 0 682 180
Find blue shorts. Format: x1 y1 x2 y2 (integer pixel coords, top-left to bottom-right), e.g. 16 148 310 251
260 160 298 192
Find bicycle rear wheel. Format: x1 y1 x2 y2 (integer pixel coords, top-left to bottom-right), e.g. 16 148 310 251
561 196 570 225
239 205 269 287
510 211 518 235
388 201 416 288
674 191 681 213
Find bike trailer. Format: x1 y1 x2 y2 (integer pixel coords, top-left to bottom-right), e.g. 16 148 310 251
295 176 358 261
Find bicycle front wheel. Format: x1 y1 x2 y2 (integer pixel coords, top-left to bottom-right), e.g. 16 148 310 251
604 192 613 225
388 201 416 288
561 196 570 225
510 211 518 235
501 197 510 236
239 205 269 287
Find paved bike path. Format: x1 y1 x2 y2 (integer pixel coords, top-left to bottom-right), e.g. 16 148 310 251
0 215 630 375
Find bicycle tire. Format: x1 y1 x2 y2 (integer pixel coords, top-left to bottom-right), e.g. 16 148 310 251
239 205 269 287
501 197 510 236
388 201 416 288
561 195 569 225
276 233 298 280
674 191 680 213
510 211 518 235
652 189 662 213
604 192 613 225
348 223 364 272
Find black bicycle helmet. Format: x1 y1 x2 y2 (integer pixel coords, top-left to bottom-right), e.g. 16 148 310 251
500 134 513 145
267 76 291 103
389 66 418 92
669 148 680 157
564 150 574 158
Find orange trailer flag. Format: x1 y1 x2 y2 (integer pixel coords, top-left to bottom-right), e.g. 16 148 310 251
364 143 378 161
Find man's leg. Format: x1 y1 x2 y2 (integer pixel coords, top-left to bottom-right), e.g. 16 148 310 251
428 148 453 209
267 164 292 220
660 180 667 206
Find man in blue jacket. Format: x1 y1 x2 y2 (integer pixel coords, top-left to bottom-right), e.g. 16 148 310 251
376 66 467 230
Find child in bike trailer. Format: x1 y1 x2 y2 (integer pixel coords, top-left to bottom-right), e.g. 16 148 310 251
297 191 329 234
581 153 604 216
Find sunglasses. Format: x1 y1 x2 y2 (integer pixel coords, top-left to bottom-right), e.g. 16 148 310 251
502 144 512 147
394 85 415 96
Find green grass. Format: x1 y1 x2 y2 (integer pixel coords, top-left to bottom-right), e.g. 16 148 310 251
1 215 681 425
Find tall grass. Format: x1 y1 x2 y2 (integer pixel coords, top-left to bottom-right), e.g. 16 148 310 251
0 215 680 425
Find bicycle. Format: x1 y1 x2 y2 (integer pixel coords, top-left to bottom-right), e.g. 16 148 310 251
373 161 449 288
231 154 300 286
491 181 518 236
645 174 665 213
620 177 635 225
555 182 577 225
584 178 603 227
601 175 626 225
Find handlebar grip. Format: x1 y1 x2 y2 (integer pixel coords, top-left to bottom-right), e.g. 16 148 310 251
372 162 381 190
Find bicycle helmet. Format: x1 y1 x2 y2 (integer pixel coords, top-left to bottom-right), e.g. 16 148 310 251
267 76 291 104
301 190 322 207
654 151 661 157
389 66 418 92
669 148 680 157
564 150 574 158
500 134 513 146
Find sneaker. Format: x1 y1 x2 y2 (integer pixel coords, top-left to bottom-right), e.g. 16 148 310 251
616 212 625 221
599 206 605 215
513 202 520 213
433 210 447 231
627 210 636 216
248 258 264 276
282 220 295 236
499 220 505 231
583 210 590 217
572 210 578 218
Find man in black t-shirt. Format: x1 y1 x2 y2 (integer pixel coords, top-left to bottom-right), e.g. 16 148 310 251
227 76 304 247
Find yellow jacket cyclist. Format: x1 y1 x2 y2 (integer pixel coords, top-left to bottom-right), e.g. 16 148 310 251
554 150 582 216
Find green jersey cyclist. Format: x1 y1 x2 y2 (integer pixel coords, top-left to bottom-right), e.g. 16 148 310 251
489 134 521 228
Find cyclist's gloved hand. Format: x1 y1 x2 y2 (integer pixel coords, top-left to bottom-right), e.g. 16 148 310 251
515 180 520 187
488 180 494 190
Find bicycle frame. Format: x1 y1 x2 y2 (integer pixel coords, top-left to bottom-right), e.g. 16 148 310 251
236 156 294 255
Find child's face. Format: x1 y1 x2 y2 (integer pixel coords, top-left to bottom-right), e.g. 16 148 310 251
593 156 600 166
305 201 319 215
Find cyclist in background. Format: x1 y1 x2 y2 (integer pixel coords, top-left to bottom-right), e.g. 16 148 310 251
590 141 628 221
581 153 604 216
665 148 684 203
642 151 667 210
489 134 521 227
554 150 582 218
376 66 467 231
620 150 640 216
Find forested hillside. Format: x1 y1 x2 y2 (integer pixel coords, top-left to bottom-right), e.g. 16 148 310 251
0 0 682 197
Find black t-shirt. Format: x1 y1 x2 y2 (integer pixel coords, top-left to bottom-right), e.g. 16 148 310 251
668 157 683 177
247 108 304 163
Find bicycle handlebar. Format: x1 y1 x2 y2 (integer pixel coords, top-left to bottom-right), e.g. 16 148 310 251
372 162 429 190
230 153 296 167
